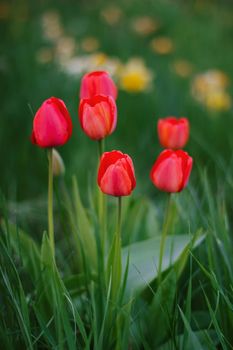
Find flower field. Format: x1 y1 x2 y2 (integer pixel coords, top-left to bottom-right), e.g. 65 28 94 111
0 0 233 349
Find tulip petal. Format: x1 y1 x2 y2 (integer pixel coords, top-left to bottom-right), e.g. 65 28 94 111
176 150 193 190
32 97 72 148
182 156 193 189
100 163 132 196
80 71 117 100
79 95 117 140
120 156 136 189
151 154 183 192
98 150 124 186
52 97 73 137
157 117 189 149
97 150 136 196
150 149 193 193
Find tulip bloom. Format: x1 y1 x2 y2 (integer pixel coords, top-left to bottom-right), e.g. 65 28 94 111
79 95 117 140
157 117 189 149
31 97 72 148
80 71 117 100
150 149 193 193
98 150 136 196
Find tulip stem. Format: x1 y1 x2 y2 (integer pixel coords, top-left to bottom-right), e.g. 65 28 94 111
98 139 104 159
117 196 122 239
48 148 55 259
109 196 122 300
158 193 173 284
98 139 107 252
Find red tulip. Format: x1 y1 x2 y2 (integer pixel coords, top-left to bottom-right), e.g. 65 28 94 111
31 97 72 148
157 117 190 149
150 149 193 193
98 150 136 196
80 71 117 100
79 95 117 140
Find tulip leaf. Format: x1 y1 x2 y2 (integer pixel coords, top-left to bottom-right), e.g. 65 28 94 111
41 232 56 272
107 231 122 300
40 233 81 349
63 273 90 297
122 233 204 297
158 329 218 350
1 221 41 282
72 176 97 271
147 269 177 345
178 307 206 350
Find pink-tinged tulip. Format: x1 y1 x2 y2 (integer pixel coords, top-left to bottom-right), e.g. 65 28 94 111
98 150 136 196
79 95 117 140
80 71 117 100
150 149 193 193
31 97 72 148
157 117 190 149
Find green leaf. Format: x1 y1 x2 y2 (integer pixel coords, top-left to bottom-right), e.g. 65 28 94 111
0 268 33 350
202 289 230 350
41 231 55 270
107 231 122 301
122 234 204 297
158 329 218 350
147 269 177 346
179 307 205 349
1 221 41 282
122 197 149 244
40 233 78 350
63 273 88 297
72 176 97 271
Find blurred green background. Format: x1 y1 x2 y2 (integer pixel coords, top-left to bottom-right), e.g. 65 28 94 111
1 0 233 204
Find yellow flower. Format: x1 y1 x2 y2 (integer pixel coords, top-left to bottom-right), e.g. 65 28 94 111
59 53 121 77
206 91 231 111
119 58 153 93
81 37 100 53
90 52 108 65
192 70 229 99
150 37 174 55
101 5 122 26
36 48 54 64
41 10 63 41
191 70 231 112
206 70 229 89
90 53 121 76
55 36 76 62
172 60 193 78
131 16 159 36
59 55 91 75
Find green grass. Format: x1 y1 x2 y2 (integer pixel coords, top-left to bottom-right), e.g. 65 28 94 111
1 172 233 348
1 0 233 348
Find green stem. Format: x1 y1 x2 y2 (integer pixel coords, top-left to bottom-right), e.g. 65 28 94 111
48 148 55 258
111 196 122 299
98 139 104 159
97 139 107 252
117 196 122 239
158 193 172 284
105 197 123 349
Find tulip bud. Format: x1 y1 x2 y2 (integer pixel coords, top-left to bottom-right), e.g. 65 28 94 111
98 150 136 196
52 149 65 176
150 149 193 193
80 71 117 100
157 117 189 149
79 95 117 140
31 97 73 148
